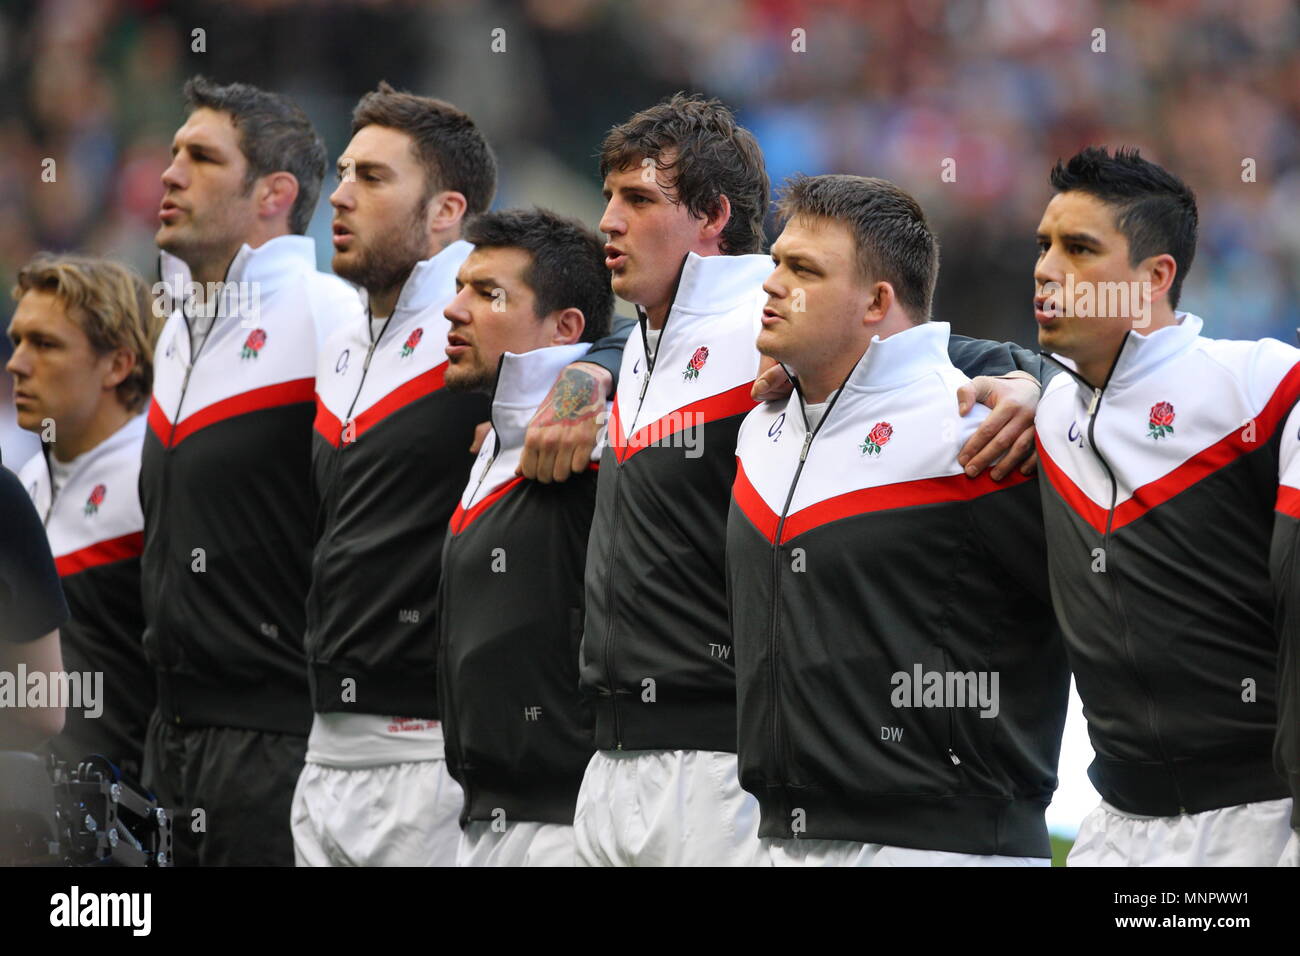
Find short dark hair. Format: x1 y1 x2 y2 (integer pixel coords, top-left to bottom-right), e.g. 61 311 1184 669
599 93 770 255
1049 146 1198 309
352 82 497 216
464 208 613 343
776 174 939 321
183 75 326 235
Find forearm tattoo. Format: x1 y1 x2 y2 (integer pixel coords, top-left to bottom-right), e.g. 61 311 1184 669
547 368 600 423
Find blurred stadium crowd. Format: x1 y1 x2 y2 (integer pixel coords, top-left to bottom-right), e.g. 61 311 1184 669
1 0 1297 373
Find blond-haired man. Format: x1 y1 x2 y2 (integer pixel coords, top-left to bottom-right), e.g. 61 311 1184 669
8 253 159 780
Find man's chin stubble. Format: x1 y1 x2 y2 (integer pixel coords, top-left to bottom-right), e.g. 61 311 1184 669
445 365 494 394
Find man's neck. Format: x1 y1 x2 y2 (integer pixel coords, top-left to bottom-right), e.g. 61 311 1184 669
799 357 858 406
642 244 725 330
1075 307 1180 389
369 233 459 319
50 401 133 463
190 253 237 289
645 302 669 330
798 318 912 403
367 268 415 320
183 224 294 287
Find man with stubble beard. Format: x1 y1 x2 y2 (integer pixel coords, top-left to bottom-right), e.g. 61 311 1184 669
142 77 361 866
294 84 629 866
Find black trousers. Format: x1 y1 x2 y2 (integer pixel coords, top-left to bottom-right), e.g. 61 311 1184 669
142 709 306 866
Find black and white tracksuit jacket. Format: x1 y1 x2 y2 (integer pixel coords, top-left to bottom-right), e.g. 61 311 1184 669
309 240 631 721
1036 312 1300 824
579 251 1058 754
19 414 153 776
308 240 487 719
439 343 601 827
727 321 1068 856
142 236 359 736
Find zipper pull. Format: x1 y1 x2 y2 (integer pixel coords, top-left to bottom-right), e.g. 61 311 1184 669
1086 387 1101 417
798 431 813 463
947 748 962 766
638 370 651 403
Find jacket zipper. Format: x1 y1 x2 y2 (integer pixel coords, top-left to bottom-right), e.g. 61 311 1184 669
599 258 688 751
437 531 470 820
441 355 512 817
154 289 220 685
40 450 58 527
307 308 392 657
464 356 509 508
768 371 849 815
1044 339 1187 812
600 307 661 749
440 533 467 805
346 309 391 423
937 645 962 766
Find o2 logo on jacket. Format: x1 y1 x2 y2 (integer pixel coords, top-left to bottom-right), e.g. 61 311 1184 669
860 422 893 457
682 346 709 381
400 327 423 358
336 349 350 374
768 413 785 443
84 483 107 517
240 328 267 360
1068 421 1084 448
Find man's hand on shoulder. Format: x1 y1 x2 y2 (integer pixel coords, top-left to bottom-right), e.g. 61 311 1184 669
955 372 1041 480
519 361 612 483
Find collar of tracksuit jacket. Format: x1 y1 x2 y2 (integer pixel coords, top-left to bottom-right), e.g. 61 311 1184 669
1044 310 1200 394
609 251 771 462
798 317 952 413
737 320 1009 538
1036 310 1300 817
579 250 772 755
305 238 492 720
23 412 146 547
452 341 595 526
727 321 1067 857
144 233 358 737
18 413 153 774
440 342 602 827
355 239 472 324
159 233 318 304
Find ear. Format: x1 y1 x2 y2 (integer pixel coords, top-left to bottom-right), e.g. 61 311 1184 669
103 347 135 394
1142 252 1178 305
698 193 732 248
259 172 300 227
550 307 586 346
863 280 895 326
427 191 470 234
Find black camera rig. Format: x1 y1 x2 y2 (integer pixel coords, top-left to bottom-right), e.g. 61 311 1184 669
0 751 173 866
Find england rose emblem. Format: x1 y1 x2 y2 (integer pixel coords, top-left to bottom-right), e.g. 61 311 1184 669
683 346 709 381
84 483 106 516
241 328 267 360
1147 401 1175 440
860 422 893 456
401 327 423 358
